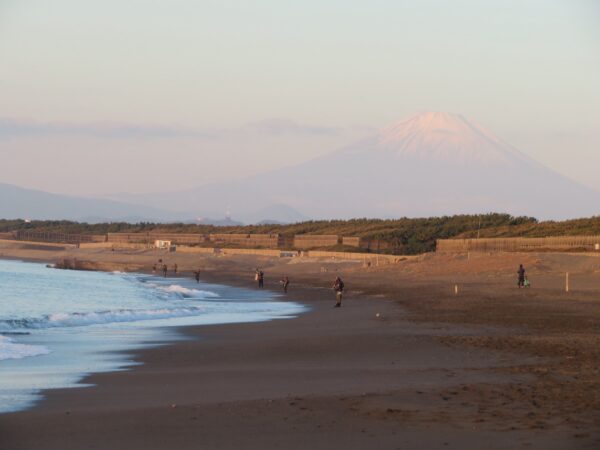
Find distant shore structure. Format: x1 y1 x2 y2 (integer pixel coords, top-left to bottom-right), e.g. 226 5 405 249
6 230 600 255
437 236 600 253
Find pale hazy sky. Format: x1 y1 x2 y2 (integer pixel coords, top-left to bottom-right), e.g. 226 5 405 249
1 0 599 195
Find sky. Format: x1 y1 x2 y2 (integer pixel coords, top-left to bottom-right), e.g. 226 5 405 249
0 0 599 196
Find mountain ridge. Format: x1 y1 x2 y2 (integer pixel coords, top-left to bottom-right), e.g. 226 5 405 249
115 111 598 220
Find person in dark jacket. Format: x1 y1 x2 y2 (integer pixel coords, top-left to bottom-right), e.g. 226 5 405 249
332 276 344 307
517 264 526 288
258 270 264 288
280 276 290 293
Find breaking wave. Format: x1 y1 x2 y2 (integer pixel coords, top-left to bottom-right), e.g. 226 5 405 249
155 284 220 299
0 307 207 331
0 335 50 361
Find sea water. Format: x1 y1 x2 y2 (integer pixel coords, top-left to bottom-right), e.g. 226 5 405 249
0 259 305 413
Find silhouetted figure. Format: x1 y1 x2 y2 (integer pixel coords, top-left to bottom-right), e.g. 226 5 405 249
281 276 290 293
194 270 200 284
332 276 344 307
152 264 157 274
162 264 168 278
517 264 526 288
257 270 264 288
173 263 178 275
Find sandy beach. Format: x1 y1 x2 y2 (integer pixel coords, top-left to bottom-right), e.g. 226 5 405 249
1 242 599 449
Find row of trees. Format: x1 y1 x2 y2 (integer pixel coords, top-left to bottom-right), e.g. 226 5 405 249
2 214 599 255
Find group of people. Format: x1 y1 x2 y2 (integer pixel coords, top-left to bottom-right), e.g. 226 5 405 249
151 260 346 306
253 268 344 307
152 258 526 306
152 261 178 278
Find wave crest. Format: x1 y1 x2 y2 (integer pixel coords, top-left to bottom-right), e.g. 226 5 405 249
0 307 206 331
0 335 50 361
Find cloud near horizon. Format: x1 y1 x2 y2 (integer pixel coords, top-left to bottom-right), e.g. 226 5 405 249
246 118 341 136
0 118 213 140
0 117 369 141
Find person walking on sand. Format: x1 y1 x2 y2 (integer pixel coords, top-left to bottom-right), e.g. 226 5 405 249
517 264 526 288
280 276 290 293
162 264 168 278
332 276 344 307
258 270 264 288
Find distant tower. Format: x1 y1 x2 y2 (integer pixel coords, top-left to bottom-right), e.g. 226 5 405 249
225 206 231 221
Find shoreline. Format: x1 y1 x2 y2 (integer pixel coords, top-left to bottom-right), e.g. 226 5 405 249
0 259 308 415
1 247 599 448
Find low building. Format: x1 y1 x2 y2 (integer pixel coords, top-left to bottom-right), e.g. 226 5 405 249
154 240 172 249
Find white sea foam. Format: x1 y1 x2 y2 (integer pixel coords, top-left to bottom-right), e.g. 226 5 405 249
1 307 209 330
156 284 220 299
0 335 50 361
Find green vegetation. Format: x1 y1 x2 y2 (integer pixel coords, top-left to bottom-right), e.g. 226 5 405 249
2 214 599 255
456 216 600 239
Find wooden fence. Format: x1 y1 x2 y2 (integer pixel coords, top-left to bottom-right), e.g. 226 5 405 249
6 230 397 254
437 236 600 253
293 235 340 249
209 233 281 248
107 233 207 245
341 236 361 247
15 231 106 244
305 250 409 264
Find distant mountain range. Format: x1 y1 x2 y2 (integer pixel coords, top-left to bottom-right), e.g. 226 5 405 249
0 183 183 223
112 112 600 220
0 183 306 224
2 112 598 222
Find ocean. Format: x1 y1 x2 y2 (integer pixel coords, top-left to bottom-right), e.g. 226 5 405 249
0 259 305 414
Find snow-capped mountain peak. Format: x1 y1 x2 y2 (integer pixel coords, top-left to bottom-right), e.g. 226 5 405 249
377 111 521 165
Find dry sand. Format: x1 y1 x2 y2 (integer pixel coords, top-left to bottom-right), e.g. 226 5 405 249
0 241 599 449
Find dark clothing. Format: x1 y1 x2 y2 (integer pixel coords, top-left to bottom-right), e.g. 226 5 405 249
258 271 264 288
518 266 526 287
333 278 344 306
281 277 289 293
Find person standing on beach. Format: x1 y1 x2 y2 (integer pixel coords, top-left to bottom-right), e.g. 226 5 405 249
194 269 200 284
258 270 264 288
280 276 290 293
162 264 168 278
332 276 344 307
173 263 178 276
152 264 157 274
517 264 526 288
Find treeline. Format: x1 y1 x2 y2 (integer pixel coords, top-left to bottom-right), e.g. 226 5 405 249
2 214 599 254
456 216 600 239
0 214 532 254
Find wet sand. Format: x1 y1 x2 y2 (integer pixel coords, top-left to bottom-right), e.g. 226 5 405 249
1 243 599 449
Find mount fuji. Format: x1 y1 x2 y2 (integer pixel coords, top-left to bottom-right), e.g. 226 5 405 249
118 112 599 221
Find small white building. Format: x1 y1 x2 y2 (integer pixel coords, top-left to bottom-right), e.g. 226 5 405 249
154 240 172 249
